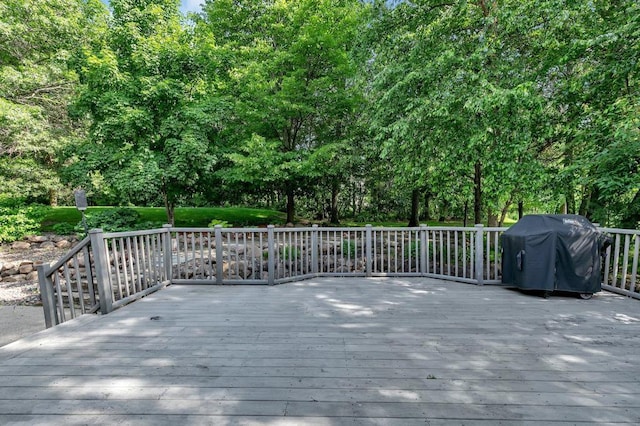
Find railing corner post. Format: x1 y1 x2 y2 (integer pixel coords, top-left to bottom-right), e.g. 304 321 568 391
162 224 173 284
311 224 319 275
215 225 224 285
420 224 428 276
475 224 484 285
37 263 56 328
365 224 373 277
267 225 275 285
89 228 113 314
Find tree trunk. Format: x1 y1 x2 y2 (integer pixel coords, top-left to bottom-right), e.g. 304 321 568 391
286 187 295 224
463 201 469 227
164 197 175 226
518 200 524 219
498 199 512 227
48 189 58 207
487 209 498 227
474 160 482 224
565 190 575 214
329 182 340 224
578 187 591 217
422 190 432 221
408 188 420 227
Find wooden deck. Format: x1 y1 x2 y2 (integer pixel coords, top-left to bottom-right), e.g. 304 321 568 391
1 277 639 425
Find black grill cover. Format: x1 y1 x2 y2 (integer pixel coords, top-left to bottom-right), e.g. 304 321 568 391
501 214 604 294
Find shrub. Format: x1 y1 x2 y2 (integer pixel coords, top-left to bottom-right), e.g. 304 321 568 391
0 205 50 243
51 222 77 236
404 240 421 258
280 245 301 260
342 239 357 258
208 219 232 228
77 208 141 234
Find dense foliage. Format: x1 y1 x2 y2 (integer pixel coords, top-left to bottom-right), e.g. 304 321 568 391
1 0 638 229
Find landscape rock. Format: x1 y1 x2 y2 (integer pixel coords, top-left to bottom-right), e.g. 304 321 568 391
55 240 71 249
11 241 31 250
26 271 39 281
39 241 56 249
18 264 34 274
1 268 18 277
28 235 48 243
2 275 24 283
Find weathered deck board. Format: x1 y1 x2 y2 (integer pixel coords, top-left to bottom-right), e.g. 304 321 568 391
1 277 640 425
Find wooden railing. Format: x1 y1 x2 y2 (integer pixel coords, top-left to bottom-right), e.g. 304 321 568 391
38 223 640 327
37 228 171 327
165 224 506 284
601 227 640 299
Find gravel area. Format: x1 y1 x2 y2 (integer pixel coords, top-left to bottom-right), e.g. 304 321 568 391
0 244 67 306
0 244 68 347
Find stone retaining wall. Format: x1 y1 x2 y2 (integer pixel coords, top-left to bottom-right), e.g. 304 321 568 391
0 235 79 284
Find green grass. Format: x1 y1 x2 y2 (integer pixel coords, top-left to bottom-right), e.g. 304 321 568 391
41 206 286 230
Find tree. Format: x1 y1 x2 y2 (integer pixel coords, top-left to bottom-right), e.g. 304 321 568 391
201 0 364 223
71 0 225 224
0 0 106 204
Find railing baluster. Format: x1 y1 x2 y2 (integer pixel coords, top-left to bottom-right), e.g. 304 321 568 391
445 231 450 277
72 255 86 313
470 232 475 280
82 245 96 308
494 231 499 280
631 235 639 293
55 273 66 323
612 234 621 287
396 231 405 273
111 239 124 299
63 265 76 319
485 232 490 280
462 231 467 278
622 234 630 289
151 234 159 284
132 236 142 292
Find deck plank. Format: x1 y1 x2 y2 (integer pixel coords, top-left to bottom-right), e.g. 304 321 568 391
1 277 639 424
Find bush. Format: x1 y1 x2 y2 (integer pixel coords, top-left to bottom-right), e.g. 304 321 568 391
342 239 357 258
208 219 232 228
51 222 77 236
77 208 141 234
0 205 50 243
280 245 301 260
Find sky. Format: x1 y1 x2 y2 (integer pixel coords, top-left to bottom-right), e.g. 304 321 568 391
100 1 203 14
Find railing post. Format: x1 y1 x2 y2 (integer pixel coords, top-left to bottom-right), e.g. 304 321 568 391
267 225 275 285
311 225 319 275
475 224 484 285
37 264 57 328
215 225 224 284
89 229 113 314
162 224 173 283
420 224 428 275
365 224 373 277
